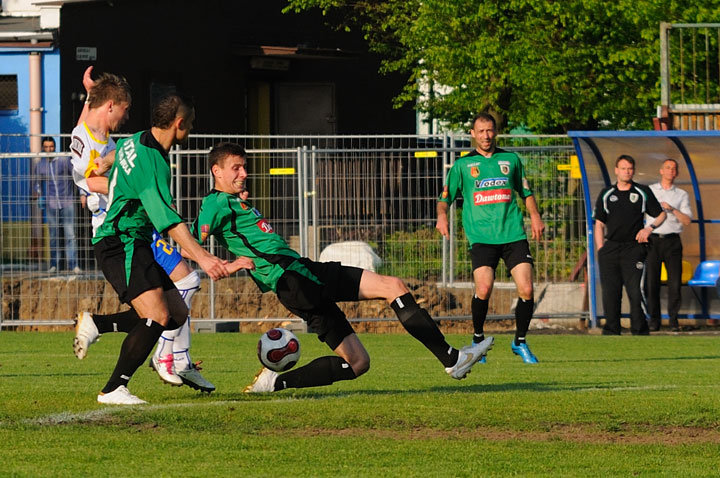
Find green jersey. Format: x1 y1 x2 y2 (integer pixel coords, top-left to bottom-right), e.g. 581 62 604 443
93 131 182 245
439 148 532 245
192 190 315 293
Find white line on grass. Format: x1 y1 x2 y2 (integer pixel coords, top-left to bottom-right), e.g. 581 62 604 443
23 398 301 426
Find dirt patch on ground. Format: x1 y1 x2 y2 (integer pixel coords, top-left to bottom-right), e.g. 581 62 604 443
265 424 720 444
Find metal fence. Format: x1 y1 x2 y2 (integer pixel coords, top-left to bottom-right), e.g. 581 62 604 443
0 133 584 328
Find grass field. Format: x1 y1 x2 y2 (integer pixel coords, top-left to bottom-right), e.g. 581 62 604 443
1 331 720 477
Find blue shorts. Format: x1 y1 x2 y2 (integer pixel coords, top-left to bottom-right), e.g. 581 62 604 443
151 230 183 276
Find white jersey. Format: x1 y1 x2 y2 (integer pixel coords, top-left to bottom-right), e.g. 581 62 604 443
70 122 115 235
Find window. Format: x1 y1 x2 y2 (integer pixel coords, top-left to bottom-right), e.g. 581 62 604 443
0 75 19 110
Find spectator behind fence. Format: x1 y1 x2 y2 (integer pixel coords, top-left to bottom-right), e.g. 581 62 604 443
645 159 692 332
34 137 81 274
593 155 665 335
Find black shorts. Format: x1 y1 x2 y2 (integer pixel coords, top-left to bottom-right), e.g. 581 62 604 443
470 239 534 272
94 236 175 304
275 258 363 350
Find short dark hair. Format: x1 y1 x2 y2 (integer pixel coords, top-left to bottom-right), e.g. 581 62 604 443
41 136 55 145
616 154 635 167
663 158 679 168
152 94 194 128
471 112 497 129
88 73 131 108
209 142 247 172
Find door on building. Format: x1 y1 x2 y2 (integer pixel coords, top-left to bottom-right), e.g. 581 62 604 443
274 83 336 134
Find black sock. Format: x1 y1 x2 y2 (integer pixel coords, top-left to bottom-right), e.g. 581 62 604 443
275 356 356 390
101 319 164 393
391 292 459 368
472 296 489 343
93 309 141 334
514 297 534 345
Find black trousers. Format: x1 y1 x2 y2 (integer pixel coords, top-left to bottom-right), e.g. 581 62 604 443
645 234 682 329
598 241 649 335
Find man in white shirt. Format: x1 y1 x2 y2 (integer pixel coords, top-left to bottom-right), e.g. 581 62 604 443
645 159 692 332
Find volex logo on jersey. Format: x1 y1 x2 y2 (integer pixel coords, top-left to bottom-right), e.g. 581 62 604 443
473 189 512 205
475 177 508 189
118 140 137 174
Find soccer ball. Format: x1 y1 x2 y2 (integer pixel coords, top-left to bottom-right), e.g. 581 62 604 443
257 328 301 372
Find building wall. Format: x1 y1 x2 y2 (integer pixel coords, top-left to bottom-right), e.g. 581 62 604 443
58 0 414 135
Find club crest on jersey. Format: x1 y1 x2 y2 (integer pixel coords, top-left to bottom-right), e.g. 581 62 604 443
200 224 209 242
630 193 639 203
470 166 480 178
475 177 508 188
70 136 85 157
240 201 249 210
609 195 618 202
257 219 274 233
498 161 510 175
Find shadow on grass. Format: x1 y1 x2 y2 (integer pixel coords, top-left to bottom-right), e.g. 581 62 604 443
553 355 720 363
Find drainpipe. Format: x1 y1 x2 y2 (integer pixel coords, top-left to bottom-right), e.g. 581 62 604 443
29 51 43 152
29 51 44 263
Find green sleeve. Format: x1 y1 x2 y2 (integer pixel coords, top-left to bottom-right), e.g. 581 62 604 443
439 162 462 203
192 196 220 244
137 153 182 233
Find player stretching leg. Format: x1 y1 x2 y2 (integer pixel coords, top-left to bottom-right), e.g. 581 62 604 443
149 231 215 392
190 143 494 393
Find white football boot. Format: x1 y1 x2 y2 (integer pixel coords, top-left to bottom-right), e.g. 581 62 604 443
446 336 494 379
149 353 183 386
243 367 278 393
97 386 147 405
178 362 216 393
73 311 99 360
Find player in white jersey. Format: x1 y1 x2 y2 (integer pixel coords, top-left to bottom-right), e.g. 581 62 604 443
70 67 214 397
70 120 115 235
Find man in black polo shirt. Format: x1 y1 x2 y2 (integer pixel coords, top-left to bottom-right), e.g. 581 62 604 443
593 155 666 335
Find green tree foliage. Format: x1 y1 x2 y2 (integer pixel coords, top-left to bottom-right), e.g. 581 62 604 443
285 0 720 132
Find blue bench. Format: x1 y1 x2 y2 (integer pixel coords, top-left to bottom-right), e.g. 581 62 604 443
687 260 720 287
687 260 720 318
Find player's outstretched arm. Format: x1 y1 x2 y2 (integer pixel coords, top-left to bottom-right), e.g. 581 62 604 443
226 257 255 275
167 222 229 280
76 66 96 126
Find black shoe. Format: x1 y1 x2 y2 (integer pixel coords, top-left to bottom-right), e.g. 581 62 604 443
602 328 621 336
649 326 660 332
671 327 681 332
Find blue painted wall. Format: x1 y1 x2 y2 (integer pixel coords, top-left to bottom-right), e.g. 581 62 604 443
0 48 60 221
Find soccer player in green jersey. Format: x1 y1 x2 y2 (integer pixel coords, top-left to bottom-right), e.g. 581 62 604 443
436 113 545 364
193 143 494 393
87 95 239 405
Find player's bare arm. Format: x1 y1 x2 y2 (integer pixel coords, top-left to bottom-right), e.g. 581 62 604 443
76 66 96 126
436 201 450 238
226 257 256 274
523 195 545 240
167 222 229 280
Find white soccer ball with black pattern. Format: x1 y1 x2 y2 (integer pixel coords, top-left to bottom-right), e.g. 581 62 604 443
257 328 301 372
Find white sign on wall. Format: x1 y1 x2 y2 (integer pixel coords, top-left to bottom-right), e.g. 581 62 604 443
76 47 97 61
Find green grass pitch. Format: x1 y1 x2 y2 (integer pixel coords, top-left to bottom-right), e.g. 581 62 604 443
1 331 720 476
